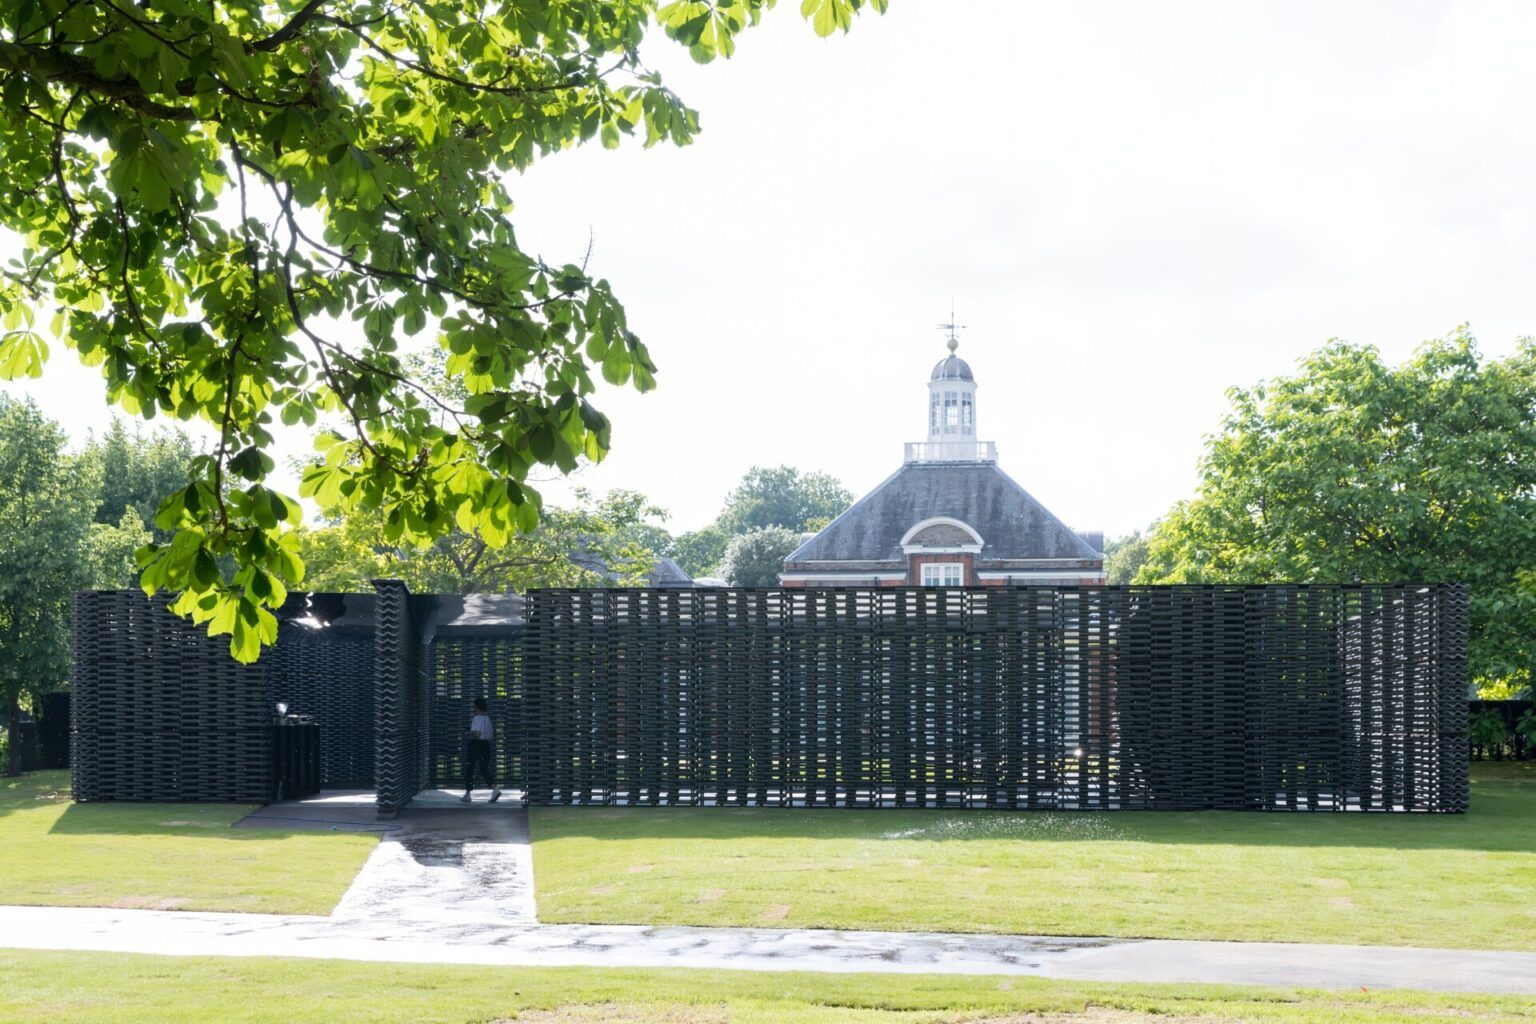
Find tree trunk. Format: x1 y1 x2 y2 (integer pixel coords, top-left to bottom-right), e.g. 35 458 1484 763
4 693 21 776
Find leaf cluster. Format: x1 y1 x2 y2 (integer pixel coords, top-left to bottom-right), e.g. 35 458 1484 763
0 396 96 724
1137 329 1536 684
720 523 798 586
0 0 883 659
301 486 669 593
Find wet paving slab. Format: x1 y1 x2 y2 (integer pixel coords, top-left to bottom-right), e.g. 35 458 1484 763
239 789 537 928
331 807 536 929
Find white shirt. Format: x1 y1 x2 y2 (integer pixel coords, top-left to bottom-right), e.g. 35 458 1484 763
469 713 494 741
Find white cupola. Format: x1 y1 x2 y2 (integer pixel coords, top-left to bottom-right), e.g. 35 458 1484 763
927 334 977 444
905 329 996 463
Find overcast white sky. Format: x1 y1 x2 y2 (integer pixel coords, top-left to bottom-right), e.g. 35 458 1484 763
8 0 1536 539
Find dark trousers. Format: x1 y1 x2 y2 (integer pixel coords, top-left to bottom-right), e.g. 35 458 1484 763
464 738 495 792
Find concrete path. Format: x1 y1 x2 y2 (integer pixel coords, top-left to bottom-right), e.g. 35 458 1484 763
6 790 1533 995
4 904 1534 994
237 788 537 931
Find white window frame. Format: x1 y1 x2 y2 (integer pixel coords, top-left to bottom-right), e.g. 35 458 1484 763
920 562 965 587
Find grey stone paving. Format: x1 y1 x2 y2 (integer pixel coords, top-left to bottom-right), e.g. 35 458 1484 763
5 904 1535 993
238 788 537 928
5 790 1533 995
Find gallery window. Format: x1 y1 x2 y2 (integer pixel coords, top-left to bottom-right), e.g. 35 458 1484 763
920 562 965 587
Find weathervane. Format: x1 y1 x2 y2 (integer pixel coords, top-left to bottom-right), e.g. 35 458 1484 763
936 300 965 353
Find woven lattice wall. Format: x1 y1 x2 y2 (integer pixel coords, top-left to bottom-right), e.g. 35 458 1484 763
71 583 1469 812
72 591 273 803
265 623 374 788
71 592 379 802
520 585 1468 811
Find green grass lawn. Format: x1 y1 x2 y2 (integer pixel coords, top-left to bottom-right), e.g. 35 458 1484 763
530 763 1536 950
5 949 1534 1023
0 771 377 915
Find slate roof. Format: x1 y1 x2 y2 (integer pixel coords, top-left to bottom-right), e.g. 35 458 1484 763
650 557 694 587
569 550 695 587
785 461 1100 564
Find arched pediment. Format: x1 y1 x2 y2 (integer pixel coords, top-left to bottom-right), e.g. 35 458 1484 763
900 516 983 553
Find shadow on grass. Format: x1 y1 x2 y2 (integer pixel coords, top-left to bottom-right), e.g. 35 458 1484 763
0 770 78 820
528 764 1535 854
0 772 322 841
19 767 1536 853
43 804 339 841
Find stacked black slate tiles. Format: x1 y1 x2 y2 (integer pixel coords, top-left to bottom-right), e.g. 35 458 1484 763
70 583 1468 813
265 622 374 788
72 590 271 803
72 591 377 802
520 585 1468 812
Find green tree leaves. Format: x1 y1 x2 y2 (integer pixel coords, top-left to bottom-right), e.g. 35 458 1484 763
716 465 853 535
1137 329 1536 689
0 331 46 378
0 396 95 773
721 525 800 586
672 524 731 577
78 418 200 543
801 0 887 38
0 0 883 661
1103 531 1150 585
300 487 670 593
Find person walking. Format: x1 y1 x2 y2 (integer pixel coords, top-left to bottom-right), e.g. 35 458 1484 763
461 696 501 803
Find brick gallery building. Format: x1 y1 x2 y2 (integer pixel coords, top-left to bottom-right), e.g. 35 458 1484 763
779 336 1105 588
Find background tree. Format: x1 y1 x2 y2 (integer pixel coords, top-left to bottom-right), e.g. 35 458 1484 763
0 0 883 659
79 419 199 543
1136 330 1536 691
717 465 854 535
0 396 93 774
721 526 799 587
672 524 730 578
1103 530 1150 585
82 509 155 589
613 519 677 563
301 488 667 593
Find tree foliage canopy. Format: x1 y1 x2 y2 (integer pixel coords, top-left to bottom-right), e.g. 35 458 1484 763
716 464 853 535
79 417 198 541
1103 530 1149 585
0 0 883 658
0 396 94 772
1137 330 1536 686
671 523 729 577
720 524 798 586
301 487 665 592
